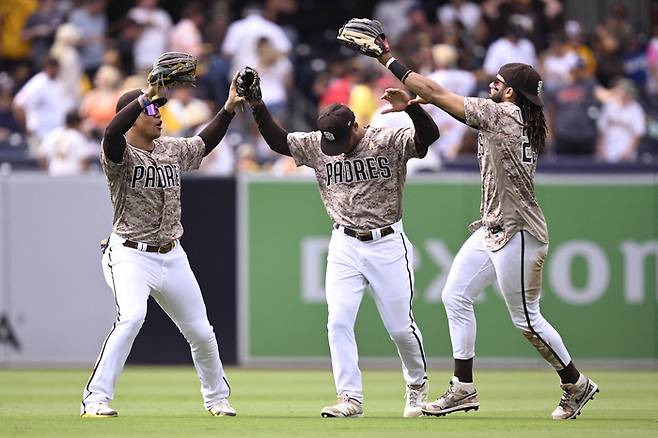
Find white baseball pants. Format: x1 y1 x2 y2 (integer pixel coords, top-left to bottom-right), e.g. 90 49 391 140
82 233 231 410
442 227 571 370
325 220 427 402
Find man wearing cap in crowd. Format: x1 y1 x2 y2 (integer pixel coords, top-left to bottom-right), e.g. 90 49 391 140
235 71 439 418
376 41 600 419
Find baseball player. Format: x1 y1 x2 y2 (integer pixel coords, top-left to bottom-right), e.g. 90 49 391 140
336 18 599 420
234 68 439 417
80 58 242 418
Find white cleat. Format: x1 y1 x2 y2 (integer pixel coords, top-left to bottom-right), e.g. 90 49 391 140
80 402 118 418
208 399 237 417
551 374 599 420
421 376 479 417
403 381 429 417
321 393 364 418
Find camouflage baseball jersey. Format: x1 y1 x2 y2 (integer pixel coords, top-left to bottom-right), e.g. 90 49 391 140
287 126 417 230
100 136 205 245
463 97 548 251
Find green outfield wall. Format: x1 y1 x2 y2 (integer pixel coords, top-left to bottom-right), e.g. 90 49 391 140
240 175 657 364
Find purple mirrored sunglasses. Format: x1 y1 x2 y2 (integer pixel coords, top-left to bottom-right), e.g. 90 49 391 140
143 103 160 116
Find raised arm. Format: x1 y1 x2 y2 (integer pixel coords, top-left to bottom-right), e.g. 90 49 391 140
336 18 466 120
379 53 466 121
103 85 160 163
380 88 440 158
234 67 291 157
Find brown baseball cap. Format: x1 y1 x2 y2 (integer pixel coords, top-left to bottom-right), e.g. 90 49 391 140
496 63 544 107
317 103 355 156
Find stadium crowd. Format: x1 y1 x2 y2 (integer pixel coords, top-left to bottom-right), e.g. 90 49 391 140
0 0 657 175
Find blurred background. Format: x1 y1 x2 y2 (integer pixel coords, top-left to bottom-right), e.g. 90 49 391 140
0 0 655 369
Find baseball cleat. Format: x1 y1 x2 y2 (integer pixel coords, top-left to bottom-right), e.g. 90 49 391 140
421 376 479 417
321 393 363 418
551 374 599 420
403 381 429 417
208 399 236 417
80 402 118 418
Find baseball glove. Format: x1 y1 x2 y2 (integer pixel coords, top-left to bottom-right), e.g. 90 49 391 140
147 52 198 88
337 18 390 57
236 66 262 102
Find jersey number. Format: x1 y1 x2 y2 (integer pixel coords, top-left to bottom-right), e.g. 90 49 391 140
521 136 534 164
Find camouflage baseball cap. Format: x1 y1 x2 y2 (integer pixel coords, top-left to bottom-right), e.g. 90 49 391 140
497 63 544 107
317 103 355 156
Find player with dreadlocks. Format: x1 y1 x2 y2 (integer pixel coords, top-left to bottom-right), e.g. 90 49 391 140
336 18 599 420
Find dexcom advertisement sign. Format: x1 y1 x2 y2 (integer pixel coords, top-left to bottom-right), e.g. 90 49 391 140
240 175 657 364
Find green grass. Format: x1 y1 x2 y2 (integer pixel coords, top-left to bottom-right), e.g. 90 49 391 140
0 368 656 437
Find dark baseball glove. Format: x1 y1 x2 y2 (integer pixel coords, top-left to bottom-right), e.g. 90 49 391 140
147 52 198 88
236 66 262 102
337 18 390 57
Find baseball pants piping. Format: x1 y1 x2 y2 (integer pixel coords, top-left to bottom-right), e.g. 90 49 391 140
442 228 571 370
325 221 427 402
82 233 231 410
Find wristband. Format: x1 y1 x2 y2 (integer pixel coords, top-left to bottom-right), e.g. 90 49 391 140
387 58 413 84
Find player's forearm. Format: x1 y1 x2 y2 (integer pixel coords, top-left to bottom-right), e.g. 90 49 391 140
198 108 235 156
250 102 291 157
379 53 465 119
405 103 440 158
103 99 142 163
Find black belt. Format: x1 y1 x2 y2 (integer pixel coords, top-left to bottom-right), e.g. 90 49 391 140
123 240 177 254
335 224 395 241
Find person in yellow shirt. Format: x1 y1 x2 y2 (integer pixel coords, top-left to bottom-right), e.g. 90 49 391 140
0 0 38 67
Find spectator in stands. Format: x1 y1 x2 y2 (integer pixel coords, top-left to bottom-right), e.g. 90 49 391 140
547 58 599 156
128 0 172 73
424 43 476 162
564 20 597 77
437 0 482 35
0 0 37 71
540 33 579 93
169 2 205 58
648 24 658 97
160 86 212 137
80 65 123 139
0 73 22 142
253 36 293 120
373 0 417 46
68 0 107 80
315 57 355 110
105 17 141 76
21 0 64 71
37 110 94 175
596 78 646 162
348 67 379 127
50 23 83 106
221 3 291 80
13 57 73 146
623 34 649 93
396 3 442 71
482 17 537 75
594 3 630 87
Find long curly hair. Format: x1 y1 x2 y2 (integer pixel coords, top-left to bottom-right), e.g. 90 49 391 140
515 92 547 153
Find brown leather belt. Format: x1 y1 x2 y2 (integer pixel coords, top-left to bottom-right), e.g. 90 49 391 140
335 224 395 241
123 239 176 254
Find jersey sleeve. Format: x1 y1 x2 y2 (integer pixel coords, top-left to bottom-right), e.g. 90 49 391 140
100 138 128 178
464 97 510 132
176 135 206 171
287 131 321 168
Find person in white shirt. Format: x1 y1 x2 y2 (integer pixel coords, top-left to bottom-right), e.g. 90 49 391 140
38 111 93 175
13 58 73 144
596 79 646 162
221 4 291 80
437 0 482 34
483 21 537 76
128 0 172 72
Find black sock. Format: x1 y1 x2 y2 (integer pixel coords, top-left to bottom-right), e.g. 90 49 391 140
557 361 580 384
454 358 473 383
